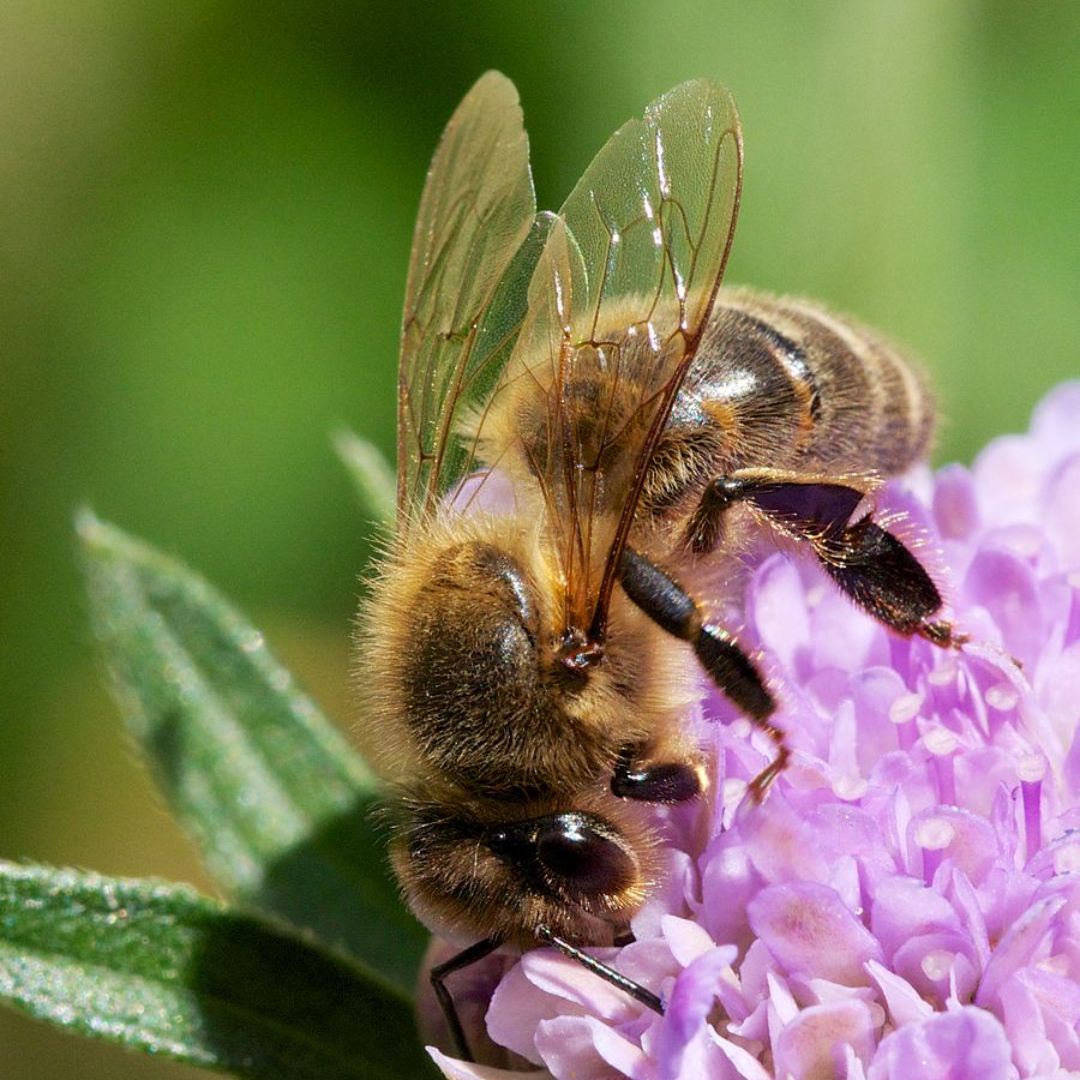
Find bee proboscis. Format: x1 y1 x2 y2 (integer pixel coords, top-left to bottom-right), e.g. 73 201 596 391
355 72 956 1059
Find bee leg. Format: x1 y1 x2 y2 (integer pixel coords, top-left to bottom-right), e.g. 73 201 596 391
611 743 703 803
683 471 866 555
536 925 663 1013
429 936 503 1062
685 471 959 646
817 517 960 645
620 548 774 718
620 548 787 799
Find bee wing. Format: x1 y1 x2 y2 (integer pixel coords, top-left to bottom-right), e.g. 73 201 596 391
397 71 539 530
506 80 743 635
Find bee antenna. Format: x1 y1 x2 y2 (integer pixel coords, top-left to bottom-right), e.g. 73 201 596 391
535 925 664 1014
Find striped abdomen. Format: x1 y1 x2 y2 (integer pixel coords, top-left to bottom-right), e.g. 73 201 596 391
645 288 933 514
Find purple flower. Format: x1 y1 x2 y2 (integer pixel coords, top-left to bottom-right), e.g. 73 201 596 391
429 383 1080 1080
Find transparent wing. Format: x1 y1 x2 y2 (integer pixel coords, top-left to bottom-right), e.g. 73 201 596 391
501 80 743 636
397 71 537 530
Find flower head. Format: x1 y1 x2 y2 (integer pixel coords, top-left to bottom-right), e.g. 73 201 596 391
430 383 1080 1080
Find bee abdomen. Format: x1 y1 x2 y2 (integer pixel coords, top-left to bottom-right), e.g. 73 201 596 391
643 289 933 516
675 289 933 481
755 292 933 473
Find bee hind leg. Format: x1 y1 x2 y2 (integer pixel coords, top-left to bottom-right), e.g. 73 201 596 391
684 470 960 647
818 516 961 646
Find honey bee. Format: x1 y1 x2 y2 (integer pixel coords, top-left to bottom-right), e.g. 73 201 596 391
355 72 956 1056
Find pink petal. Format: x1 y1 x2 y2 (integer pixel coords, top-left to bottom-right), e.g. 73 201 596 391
658 1029 736 1080
655 947 738 1080
997 972 1058 1076
699 837 761 946
713 1033 773 1080
845 667 912 772
976 895 1067 1007
1045 455 1080 568
962 546 1044 668
429 1047 551 1080
534 1015 652 1080
945 869 991 969
870 875 961 960
810 586 885 673
1013 968 1080 1071
520 948 637 1021
891 931 980 1006
1031 381 1080 453
865 960 933 1027
748 882 883 985
1041 644 1080 786
866 1006 1014 1079
740 794 830 885
750 555 813 672
933 464 979 541
661 914 718 968
772 1000 877 1080
486 960 582 1064
973 434 1043 527
615 937 681 996
907 805 1000 885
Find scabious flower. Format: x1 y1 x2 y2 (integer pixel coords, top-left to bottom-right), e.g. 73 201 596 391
429 383 1080 1080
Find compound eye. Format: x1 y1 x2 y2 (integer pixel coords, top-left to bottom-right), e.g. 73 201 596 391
488 812 637 900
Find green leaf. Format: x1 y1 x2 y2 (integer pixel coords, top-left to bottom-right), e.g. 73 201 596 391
0 863 434 1079
333 430 396 527
76 511 426 992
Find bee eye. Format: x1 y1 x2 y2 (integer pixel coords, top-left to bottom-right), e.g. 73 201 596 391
487 812 636 899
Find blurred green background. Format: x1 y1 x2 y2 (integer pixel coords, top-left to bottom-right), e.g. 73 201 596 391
1 2 1077 1076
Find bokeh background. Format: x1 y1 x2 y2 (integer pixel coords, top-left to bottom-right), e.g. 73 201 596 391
2 3 1078 1076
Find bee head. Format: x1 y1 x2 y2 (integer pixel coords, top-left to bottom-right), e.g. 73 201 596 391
358 518 663 798
392 794 656 947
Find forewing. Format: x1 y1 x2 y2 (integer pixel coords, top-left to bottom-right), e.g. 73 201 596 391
397 71 536 529
507 80 743 634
